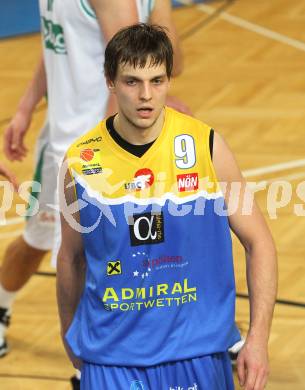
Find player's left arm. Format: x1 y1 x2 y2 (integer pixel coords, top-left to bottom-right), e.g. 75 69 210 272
213 132 278 390
89 0 140 116
149 0 183 77
150 0 192 115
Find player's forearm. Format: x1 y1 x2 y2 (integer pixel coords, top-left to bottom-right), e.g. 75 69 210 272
245 239 278 343
56 251 86 335
17 55 47 116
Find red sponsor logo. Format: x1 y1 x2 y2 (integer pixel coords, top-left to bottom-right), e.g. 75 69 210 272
177 173 198 192
125 168 154 191
80 149 94 162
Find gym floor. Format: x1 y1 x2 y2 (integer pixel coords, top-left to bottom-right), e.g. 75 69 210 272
0 1 305 388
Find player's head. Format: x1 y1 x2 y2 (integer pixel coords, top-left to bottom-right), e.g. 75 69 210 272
104 24 173 130
104 23 173 83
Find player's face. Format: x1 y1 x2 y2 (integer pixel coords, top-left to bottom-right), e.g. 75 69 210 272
109 59 170 130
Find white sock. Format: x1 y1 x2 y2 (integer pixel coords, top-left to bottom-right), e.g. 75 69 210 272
0 284 17 310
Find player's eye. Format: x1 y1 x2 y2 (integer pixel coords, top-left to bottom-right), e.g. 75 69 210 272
126 79 137 86
152 78 163 85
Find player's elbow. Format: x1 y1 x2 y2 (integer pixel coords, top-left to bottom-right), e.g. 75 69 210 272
57 245 85 269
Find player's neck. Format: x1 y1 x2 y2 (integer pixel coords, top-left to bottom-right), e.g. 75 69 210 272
114 108 165 146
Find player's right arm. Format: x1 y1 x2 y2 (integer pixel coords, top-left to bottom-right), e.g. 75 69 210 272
4 55 47 161
56 158 86 369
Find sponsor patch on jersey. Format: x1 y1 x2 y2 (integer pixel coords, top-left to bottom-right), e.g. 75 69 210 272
82 167 103 175
107 260 122 276
80 148 95 161
129 212 164 246
125 168 154 191
80 149 103 175
177 173 198 192
169 383 198 390
77 136 102 148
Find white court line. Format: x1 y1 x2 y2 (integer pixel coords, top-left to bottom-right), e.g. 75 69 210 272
0 216 24 226
198 4 305 52
243 159 305 178
248 172 305 191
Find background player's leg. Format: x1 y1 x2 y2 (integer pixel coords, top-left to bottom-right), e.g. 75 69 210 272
0 236 47 356
0 235 47 291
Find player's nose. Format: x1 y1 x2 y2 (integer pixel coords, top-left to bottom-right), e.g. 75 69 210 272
139 82 152 101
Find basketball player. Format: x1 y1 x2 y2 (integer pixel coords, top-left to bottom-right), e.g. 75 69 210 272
57 24 277 390
0 0 187 361
0 162 17 190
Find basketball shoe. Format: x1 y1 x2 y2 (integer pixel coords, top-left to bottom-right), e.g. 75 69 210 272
0 307 10 357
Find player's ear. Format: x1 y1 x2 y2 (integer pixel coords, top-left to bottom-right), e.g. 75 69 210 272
106 78 115 94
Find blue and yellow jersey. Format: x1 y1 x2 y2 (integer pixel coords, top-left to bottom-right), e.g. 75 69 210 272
65 107 240 366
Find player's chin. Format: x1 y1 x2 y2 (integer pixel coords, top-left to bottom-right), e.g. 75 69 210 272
134 116 155 129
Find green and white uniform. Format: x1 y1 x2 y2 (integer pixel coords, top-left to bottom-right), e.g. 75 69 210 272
23 0 155 252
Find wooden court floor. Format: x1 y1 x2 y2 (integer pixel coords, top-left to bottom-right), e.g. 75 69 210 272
0 0 305 388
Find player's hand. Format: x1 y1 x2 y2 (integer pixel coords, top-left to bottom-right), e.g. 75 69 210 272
0 162 18 191
71 356 83 370
166 95 193 116
4 110 31 161
237 335 269 390
62 337 83 370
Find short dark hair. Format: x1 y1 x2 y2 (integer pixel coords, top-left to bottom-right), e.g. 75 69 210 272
104 23 173 82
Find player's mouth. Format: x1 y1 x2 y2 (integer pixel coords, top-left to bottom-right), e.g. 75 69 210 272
137 107 153 118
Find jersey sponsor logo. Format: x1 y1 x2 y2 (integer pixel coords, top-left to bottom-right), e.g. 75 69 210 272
80 149 103 175
169 384 198 390
41 17 67 55
107 260 122 276
130 380 145 390
125 168 154 191
80 149 95 162
129 212 164 246
177 173 198 192
82 167 102 175
77 136 102 147
143 255 184 269
102 278 197 312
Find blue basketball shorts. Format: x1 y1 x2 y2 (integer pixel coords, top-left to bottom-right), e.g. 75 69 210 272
80 352 234 389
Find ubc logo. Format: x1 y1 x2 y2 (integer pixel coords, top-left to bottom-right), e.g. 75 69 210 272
129 212 164 246
125 168 154 192
130 380 145 390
